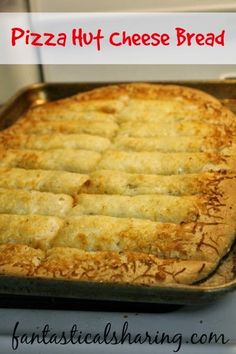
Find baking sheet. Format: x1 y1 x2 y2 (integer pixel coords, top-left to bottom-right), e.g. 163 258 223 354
0 80 236 307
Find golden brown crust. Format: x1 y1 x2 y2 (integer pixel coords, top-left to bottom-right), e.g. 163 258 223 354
0 242 233 286
0 148 101 173
73 83 236 131
113 135 234 153
0 244 45 276
10 119 119 139
0 167 89 195
0 83 235 287
97 150 235 174
0 132 111 152
52 176 236 263
0 244 215 285
0 214 63 250
73 83 225 105
36 247 215 286
6 83 235 133
0 188 73 217
81 170 233 196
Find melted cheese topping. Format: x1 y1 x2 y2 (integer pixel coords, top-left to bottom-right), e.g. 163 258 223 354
0 83 235 286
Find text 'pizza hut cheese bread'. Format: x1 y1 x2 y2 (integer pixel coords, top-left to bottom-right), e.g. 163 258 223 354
0 83 236 287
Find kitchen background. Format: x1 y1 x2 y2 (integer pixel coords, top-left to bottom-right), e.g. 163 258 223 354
0 0 236 103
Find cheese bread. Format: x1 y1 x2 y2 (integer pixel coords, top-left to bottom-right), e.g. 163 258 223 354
0 83 235 287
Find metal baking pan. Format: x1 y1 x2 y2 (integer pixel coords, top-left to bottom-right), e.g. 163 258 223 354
0 80 236 309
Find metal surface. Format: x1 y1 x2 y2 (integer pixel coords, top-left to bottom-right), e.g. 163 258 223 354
0 80 236 308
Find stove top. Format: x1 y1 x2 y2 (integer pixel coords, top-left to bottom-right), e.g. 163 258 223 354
0 291 235 354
